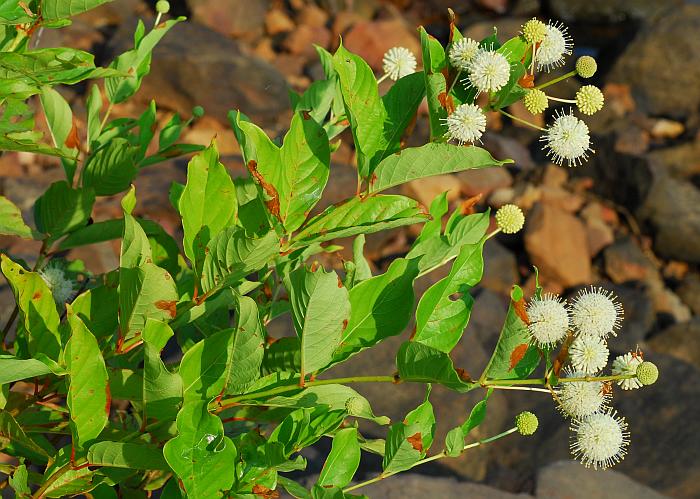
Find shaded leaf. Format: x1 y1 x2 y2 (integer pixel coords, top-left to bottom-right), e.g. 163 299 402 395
0 195 35 239
396 342 476 392
33 181 94 243
87 441 169 470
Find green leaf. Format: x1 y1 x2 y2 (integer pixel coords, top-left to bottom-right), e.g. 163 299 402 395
105 17 184 104
461 389 492 435
419 27 447 74
412 240 485 353
370 143 511 193
33 181 94 243
0 255 61 359
41 0 112 20
268 407 345 458
118 262 178 343
120 210 151 269
396 342 476 393
332 44 386 178
278 476 311 499
419 27 449 139
0 195 35 239
0 410 51 462
86 84 102 148
293 78 336 124
81 138 139 196
179 140 236 274
163 401 236 498
142 319 182 422
0 355 60 385
333 258 418 364
480 285 540 381
318 427 360 488
382 389 436 474
201 227 279 294
87 441 169 470
39 86 77 182
224 296 265 393
64 308 109 450
291 195 429 248
9 463 30 497
378 72 425 163
70 283 118 338
285 266 350 376
444 426 464 457
0 1 34 24
351 234 372 283
232 111 331 232
0 133 72 158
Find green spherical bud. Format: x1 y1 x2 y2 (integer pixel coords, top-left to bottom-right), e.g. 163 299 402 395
192 106 204 118
156 0 170 14
345 396 366 416
515 411 538 436
576 85 604 115
576 56 597 79
524 89 548 115
522 18 547 44
495 204 525 234
636 361 659 386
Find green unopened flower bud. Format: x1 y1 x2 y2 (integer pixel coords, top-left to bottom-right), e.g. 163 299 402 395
576 56 597 79
516 411 538 436
495 204 525 234
576 85 604 115
524 89 548 114
192 106 204 118
636 361 658 386
156 0 170 14
522 18 547 44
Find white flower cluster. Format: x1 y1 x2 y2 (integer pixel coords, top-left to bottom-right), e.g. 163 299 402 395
525 286 654 469
38 260 76 306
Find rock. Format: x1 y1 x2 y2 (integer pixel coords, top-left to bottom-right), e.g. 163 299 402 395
541 165 567 188
488 353 700 497
488 187 516 208
188 0 269 39
548 0 681 23
265 8 295 35
614 125 650 156
402 174 462 207
609 5 700 118
676 274 700 315
649 119 684 140
647 142 700 179
536 461 668 499
344 18 421 71
358 474 531 499
648 319 700 369
481 239 519 296
637 174 700 263
580 203 615 256
106 19 289 126
539 186 584 213
524 203 591 288
282 24 331 58
483 134 535 171
607 284 655 352
457 167 512 198
296 4 329 29
603 237 655 284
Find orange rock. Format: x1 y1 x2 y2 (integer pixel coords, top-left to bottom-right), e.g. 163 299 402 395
344 19 421 71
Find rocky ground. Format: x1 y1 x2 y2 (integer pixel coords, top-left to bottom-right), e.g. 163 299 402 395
2 0 700 497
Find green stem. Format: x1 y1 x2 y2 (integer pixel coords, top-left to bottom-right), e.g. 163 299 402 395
446 69 462 96
216 376 397 410
485 228 501 241
343 427 518 493
499 110 545 131
98 102 114 136
534 70 576 91
483 373 636 387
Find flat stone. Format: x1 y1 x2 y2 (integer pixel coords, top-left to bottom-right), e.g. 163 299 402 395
648 319 700 369
358 474 531 499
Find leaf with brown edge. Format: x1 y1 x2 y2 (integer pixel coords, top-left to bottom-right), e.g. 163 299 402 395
154 300 177 319
247 159 280 219
513 294 530 325
509 343 529 371
64 119 80 149
407 432 423 452
252 484 280 499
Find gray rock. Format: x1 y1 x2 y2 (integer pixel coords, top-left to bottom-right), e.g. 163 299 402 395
536 460 668 499
648 318 700 369
637 174 700 263
607 283 655 352
609 5 700 118
358 473 531 499
106 19 289 126
647 142 700 180
481 239 519 297
676 274 700 316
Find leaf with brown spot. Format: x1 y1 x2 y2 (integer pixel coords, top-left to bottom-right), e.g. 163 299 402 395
455 368 472 382
64 119 80 149
155 300 177 319
509 343 529 371
513 296 529 325
459 193 483 215
438 91 455 114
406 432 423 452
252 485 280 499
518 73 535 89
247 159 281 219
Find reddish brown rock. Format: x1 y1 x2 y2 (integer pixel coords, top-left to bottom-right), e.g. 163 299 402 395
343 18 421 71
457 167 512 198
282 24 331 57
189 0 269 40
524 202 591 287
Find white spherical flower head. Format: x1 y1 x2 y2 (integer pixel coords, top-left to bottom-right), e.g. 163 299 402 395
569 335 609 374
570 409 629 470
382 47 417 81
443 103 486 145
570 286 623 339
540 110 592 167
39 262 75 306
611 352 643 390
526 293 569 347
556 368 609 419
537 21 572 72
449 37 479 71
467 49 511 94
495 204 525 234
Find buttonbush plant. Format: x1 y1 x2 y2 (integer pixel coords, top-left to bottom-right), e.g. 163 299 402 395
0 4 658 498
